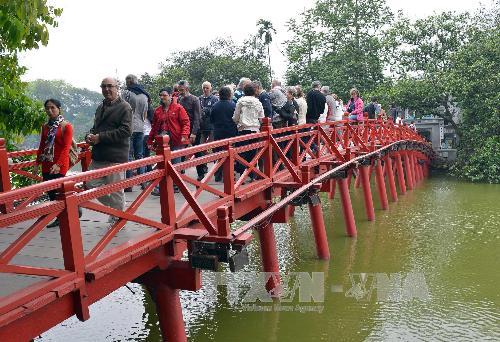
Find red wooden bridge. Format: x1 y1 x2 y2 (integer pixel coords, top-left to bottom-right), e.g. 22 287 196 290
0 118 433 341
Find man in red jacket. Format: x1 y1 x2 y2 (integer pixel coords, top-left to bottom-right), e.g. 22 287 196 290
148 87 190 195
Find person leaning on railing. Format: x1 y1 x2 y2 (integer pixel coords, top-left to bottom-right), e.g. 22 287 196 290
34 98 81 227
346 88 364 122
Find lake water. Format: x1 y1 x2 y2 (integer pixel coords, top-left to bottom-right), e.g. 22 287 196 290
37 176 500 341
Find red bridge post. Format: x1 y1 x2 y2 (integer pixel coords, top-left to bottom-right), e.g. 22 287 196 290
327 179 336 200
395 152 406 194
153 135 188 341
302 166 330 260
258 222 281 296
80 143 91 172
259 118 281 295
57 181 89 321
354 169 361 188
156 284 187 342
414 154 422 184
359 164 375 221
374 159 389 210
338 176 357 237
385 154 398 202
404 151 414 190
0 138 13 213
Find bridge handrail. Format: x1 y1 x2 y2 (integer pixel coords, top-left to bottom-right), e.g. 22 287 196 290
0 117 429 330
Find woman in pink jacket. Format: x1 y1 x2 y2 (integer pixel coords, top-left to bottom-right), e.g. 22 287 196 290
346 88 364 121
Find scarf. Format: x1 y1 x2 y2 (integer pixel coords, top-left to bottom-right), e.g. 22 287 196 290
40 115 65 162
127 84 151 101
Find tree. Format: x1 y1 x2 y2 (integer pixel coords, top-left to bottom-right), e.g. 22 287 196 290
140 38 270 99
257 19 276 81
380 12 473 131
285 0 392 99
446 21 500 183
0 0 62 146
285 8 322 85
24 79 102 146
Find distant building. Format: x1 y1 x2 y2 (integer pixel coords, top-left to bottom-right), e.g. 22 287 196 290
404 117 458 161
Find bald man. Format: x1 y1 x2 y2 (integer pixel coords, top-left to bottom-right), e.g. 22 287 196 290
85 77 132 221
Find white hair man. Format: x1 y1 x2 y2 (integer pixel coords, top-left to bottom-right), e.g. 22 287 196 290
85 77 132 222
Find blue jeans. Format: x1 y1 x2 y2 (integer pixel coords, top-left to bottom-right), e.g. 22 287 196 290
126 132 144 178
348 114 358 121
143 134 152 173
171 145 183 165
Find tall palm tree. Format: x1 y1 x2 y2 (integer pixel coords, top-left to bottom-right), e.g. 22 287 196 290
257 19 276 81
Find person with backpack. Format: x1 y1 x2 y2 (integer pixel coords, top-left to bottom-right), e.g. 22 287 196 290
35 98 81 227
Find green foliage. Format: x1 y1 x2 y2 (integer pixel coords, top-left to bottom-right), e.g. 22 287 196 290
447 23 500 183
23 79 102 147
140 38 270 99
0 0 62 52
0 54 45 146
383 11 471 77
285 0 392 99
0 0 62 149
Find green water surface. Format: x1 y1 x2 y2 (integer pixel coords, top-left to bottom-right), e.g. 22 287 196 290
39 176 500 341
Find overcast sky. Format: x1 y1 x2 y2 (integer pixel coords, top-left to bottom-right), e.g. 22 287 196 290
19 0 488 92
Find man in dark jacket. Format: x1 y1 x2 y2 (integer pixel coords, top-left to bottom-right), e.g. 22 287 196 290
254 80 273 118
85 77 132 220
306 81 326 124
178 80 205 180
365 97 378 119
199 81 218 143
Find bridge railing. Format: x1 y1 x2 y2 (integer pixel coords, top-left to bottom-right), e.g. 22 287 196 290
0 139 92 213
0 117 425 327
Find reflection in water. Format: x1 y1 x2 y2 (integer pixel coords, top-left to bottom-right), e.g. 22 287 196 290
38 177 500 341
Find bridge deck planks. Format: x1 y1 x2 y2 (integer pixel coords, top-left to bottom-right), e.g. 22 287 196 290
0 167 226 300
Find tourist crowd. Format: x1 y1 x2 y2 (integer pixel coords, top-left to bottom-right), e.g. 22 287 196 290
34 75 408 225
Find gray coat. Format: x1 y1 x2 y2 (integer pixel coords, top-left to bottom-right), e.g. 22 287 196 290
90 97 132 163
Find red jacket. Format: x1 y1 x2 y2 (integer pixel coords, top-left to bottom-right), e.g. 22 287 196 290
36 122 73 175
148 102 190 147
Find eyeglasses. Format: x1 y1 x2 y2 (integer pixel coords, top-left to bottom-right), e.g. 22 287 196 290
100 84 116 89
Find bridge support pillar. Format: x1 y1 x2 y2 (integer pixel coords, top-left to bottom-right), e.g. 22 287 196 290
410 153 419 185
309 199 330 260
359 165 375 221
395 152 406 194
258 222 281 296
155 283 187 342
347 169 354 189
338 177 357 237
374 160 389 210
354 169 361 188
403 152 414 191
327 179 336 200
385 155 398 202
416 157 423 183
